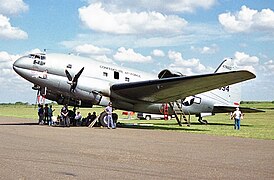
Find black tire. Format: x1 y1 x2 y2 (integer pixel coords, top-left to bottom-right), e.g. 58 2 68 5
99 112 108 127
99 112 118 127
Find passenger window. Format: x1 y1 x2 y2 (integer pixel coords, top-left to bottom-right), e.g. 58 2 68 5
103 72 108 77
114 71 119 79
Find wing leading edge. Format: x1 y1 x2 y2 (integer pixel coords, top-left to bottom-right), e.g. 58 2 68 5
111 70 255 103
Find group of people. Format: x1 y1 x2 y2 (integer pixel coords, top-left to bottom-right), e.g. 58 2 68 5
59 104 98 127
39 102 242 130
38 104 54 125
38 103 99 127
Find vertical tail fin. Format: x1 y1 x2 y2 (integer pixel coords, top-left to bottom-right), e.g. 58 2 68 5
214 59 241 106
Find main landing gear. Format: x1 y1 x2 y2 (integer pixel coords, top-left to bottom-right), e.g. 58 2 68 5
98 112 118 127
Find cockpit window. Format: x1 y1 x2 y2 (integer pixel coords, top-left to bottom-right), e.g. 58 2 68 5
29 53 46 60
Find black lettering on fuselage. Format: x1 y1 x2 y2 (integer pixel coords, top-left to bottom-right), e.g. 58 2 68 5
33 60 45 66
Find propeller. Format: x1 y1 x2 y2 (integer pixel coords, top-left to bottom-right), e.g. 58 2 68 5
65 67 84 92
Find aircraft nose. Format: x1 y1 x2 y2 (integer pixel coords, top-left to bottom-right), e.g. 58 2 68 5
13 56 30 75
13 56 24 67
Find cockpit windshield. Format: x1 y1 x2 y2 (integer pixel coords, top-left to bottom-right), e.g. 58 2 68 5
28 53 46 60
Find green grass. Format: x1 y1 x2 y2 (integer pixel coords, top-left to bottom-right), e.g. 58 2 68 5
0 103 273 140
240 101 274 109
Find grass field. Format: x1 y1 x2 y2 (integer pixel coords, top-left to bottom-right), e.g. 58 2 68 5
0 102 273 140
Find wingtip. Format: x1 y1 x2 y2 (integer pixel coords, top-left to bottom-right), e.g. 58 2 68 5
241 70 256 79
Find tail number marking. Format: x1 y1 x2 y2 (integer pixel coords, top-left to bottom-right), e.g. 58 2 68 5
219 86 229 92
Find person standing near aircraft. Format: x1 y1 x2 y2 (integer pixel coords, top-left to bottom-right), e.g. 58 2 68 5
61 104 69 127
75 111 82 126
105 102 115 129
232 107 242 130
38 104 44 125
44 104 49 124
48 105 55 126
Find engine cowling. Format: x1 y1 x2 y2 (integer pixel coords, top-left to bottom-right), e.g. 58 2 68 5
158 69 185 79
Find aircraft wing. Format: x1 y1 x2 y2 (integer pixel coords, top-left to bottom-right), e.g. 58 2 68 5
111 70 255 103
213 106 265 113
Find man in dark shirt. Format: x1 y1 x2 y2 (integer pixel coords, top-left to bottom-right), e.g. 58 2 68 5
44 104 49 124
61 104 69 127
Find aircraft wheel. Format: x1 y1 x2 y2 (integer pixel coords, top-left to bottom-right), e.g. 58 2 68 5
145 115 151 120
99 112 118 127
99 112 108 127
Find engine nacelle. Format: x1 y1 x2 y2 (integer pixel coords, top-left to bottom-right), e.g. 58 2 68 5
77 77 111 96
158 69 185 79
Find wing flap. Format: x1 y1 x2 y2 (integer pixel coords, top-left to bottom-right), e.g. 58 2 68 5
111 70 255 103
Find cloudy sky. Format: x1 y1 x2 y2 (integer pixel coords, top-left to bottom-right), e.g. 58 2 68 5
0 0 273 103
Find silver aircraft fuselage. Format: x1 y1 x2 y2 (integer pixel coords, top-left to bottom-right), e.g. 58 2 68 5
13 53 253 118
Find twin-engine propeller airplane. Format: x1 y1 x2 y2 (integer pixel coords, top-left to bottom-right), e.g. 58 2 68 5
13 53 262 126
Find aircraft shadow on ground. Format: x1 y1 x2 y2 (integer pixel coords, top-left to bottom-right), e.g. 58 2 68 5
117 123 209 132
0 122 38 126
117 120 252 131
190 122 253 127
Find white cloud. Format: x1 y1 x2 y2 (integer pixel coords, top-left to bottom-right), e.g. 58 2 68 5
0 51 21 90
167 50 212 75
113 47 152 62
0 51 12 61
78 3 187 35
263 60 274 75
0 14 28 39
191 44 218 54
234 51 259 66
219 6 274 33
90 55 115 64
24 48 43 55
0 50 48 103
153 0 217 13
233 51 259 73
74 44 111 55
151 49 165 57
0 0 28 15
0 51 20 68
86 0 217 13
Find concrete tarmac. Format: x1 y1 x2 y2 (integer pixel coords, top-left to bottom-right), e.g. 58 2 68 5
0 116 273 179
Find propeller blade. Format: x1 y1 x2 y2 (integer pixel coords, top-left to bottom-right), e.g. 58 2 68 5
73 67 84 81
65 69 73 81
66 67 84 92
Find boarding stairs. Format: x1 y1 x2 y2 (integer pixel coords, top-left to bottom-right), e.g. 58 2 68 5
169 101 191 126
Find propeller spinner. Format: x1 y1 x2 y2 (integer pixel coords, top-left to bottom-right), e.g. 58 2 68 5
65 67 84 92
